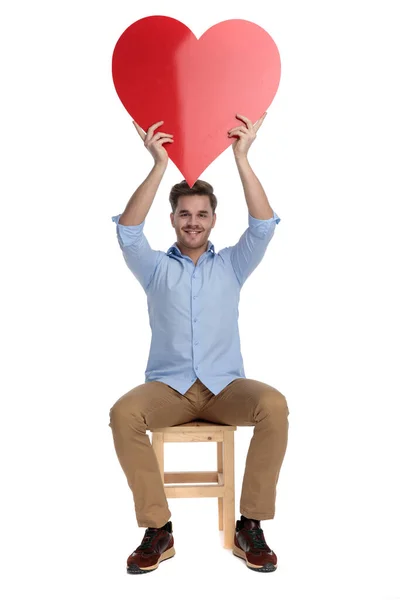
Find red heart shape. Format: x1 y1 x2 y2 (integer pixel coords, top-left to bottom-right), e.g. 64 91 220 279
112 16 281 186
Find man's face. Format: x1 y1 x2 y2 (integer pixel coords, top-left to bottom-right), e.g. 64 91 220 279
170 194 216 250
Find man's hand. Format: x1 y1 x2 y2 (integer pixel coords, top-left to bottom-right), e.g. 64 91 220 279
228 112 267 160
132 120 174 167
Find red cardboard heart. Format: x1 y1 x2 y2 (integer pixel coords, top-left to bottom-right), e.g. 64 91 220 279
112 16 281 186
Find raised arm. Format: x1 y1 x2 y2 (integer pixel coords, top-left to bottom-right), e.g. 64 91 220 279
228 112 273 220
224 112 280 287
111 120 173 291
119 120 174 225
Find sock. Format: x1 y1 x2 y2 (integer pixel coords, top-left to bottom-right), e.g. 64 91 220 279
146 521 170 531
241 514 260 523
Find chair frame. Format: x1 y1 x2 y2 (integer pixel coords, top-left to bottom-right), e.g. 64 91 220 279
150 420 237 548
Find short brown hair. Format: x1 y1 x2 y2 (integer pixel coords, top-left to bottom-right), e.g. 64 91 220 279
169 180 217 215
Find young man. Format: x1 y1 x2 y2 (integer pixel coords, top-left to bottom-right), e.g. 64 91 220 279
109 114 289 574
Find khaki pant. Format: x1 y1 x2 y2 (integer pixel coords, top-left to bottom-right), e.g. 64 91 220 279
108 378 289 528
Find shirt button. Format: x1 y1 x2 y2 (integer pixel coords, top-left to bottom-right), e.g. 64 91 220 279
195 341 199 345
194 318 197 322
195 366 199 370
193 296 197 300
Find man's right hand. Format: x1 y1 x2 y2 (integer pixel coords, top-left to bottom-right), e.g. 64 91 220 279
132 120 174 167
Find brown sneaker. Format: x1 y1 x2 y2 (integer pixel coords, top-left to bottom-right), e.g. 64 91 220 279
126 521 175 574
232 516 277 572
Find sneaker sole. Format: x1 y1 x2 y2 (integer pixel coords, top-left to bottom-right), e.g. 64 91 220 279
232 546 277 572
127 546 176 574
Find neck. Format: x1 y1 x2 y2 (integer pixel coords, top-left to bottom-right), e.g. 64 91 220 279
175 241 209 264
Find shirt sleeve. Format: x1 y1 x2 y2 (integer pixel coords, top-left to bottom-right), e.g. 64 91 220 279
228 210 281 288
111 214 164 291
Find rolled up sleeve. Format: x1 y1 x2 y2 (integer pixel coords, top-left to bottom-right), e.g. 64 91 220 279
248 210 281 237
229 210 281 287
111 214 163 291
111 214 146 248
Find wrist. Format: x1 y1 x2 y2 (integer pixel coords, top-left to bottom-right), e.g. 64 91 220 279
234 153 250 167
153 160 168 172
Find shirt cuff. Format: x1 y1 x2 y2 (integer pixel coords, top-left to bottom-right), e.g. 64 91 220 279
248 210 280 238
111 214 146 247
248 210 280 225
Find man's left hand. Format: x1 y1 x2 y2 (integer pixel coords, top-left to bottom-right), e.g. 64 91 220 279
228 112 267 159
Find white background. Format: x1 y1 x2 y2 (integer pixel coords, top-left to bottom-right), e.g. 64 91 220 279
1 0 399 598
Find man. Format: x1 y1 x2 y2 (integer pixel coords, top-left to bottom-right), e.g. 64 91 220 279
109 113 289 574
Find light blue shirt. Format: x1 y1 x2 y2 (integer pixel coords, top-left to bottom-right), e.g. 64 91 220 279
112 210 281 395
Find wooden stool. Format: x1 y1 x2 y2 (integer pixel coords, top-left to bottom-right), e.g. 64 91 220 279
150 420 237 549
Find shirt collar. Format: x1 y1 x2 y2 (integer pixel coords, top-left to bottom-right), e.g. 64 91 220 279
167 240 215 257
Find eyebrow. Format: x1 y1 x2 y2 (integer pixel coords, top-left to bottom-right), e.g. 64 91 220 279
178 209 209 215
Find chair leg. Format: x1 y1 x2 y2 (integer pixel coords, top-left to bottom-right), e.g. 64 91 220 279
152 432 164 480
222 431 235 549
217 441 223 531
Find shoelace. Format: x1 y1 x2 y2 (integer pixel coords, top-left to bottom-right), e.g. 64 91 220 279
246 528 271 551
134 528 159 554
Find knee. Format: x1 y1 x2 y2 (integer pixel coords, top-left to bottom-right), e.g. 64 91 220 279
108 397 144 431
108 401 122 428
256 391 289 421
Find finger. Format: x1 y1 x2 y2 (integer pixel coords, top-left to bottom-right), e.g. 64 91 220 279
145 137 173 149
228 130 246 139
228 126 248 135
254 111 267 132
228 124 250 132
150 132 174 142
132 120 146 140
146 120 164 138
228 127 250 135
235 114 254 130
155 137 174 144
